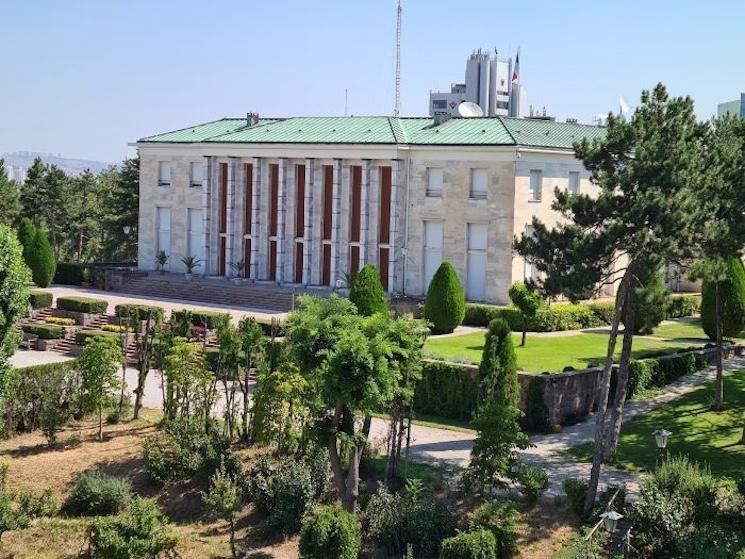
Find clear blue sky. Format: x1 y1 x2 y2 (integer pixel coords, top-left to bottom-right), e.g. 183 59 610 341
2 0 742 162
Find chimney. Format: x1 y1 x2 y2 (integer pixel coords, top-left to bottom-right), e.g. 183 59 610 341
246 112 259 127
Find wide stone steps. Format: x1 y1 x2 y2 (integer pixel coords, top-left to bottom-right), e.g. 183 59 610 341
117 274 297 312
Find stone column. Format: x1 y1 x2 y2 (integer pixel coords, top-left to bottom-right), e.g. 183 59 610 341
250 157 262 281
388 159 402 294
330 158 342 287
234 161 246 272
309 160 323 286
226 157 237 277
360 159 371 266
368 163 380 268
276 158 287 284
303 158 314 286
201 157 213 276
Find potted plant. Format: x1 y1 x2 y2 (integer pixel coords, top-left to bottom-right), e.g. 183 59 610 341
181 255 203 280
155 250 169 275
230 260 245 284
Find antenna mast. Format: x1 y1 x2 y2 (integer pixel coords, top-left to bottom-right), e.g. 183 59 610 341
394 0 402 116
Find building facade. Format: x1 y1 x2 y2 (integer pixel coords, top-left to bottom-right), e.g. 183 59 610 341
135 115 605 304
718 93 745 118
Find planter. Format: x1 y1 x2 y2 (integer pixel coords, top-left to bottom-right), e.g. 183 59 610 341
36 338 62 351
231 277 243 285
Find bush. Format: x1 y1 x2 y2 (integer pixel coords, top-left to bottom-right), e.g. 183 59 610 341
517 465 549 506
171 309 229 329
27 229 56 288
588 301 616 324
348 263 388 316
425 261 466 334
468 500 520 559
101 324 133 333
625 350 707 400
28 290 53 309
701 256 745 339
65 471 132 516
439 529 497 559
463 303 601 331
413 360 479 422
57 296 108 314
562 477 588 518
44 316 76 326
75 330 120 345
522 376 550 433
17 217 35 264
667 294 700 318
299 505 362 559
54 262 89 285
88 497 177 559
365 483 456 558
114 304 165 323
22 323 65 339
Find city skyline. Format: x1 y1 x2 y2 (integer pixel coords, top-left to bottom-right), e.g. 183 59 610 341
2 0 743 162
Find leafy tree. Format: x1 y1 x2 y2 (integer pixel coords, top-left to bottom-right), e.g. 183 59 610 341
514 84 707 512
203 464 243 558
424 261 466 334
163 338 212 427
466 319 529 491
26 228 55 287
0 226 31 393
237 317 267 441
0 160 20 226
508 281 543 346
80 336 123 440
348 263 388 316
123 308 163 420
16 217 35 266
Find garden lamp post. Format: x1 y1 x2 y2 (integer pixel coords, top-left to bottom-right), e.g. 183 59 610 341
652 428 671 465
123 225 131 235
601 510 623 534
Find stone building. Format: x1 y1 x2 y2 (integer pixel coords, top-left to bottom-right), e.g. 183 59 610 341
134 115 606 305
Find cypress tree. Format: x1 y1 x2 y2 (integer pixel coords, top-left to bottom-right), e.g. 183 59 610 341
622 261 670 335
27 229 56 287
348 264 388 316
424 261 465 334
478 318 519 408
17 217 35 266
701 256 745 339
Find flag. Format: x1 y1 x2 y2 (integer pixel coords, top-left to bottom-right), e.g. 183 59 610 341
512 49 520 82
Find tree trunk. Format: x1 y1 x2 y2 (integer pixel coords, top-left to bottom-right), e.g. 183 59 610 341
98 405 103 441
583 273 628 514
714 282 724 411
605 274 638 460
133 366 147 420
229 516 237 559
521 317 527 347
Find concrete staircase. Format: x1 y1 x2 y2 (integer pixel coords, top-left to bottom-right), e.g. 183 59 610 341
116 273 298 312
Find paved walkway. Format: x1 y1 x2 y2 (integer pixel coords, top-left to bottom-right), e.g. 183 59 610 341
44 285 287 323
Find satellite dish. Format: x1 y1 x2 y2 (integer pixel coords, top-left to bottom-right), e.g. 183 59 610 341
456 102 484 118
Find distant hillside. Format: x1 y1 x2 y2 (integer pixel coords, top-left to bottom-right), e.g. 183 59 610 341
2 151 116 177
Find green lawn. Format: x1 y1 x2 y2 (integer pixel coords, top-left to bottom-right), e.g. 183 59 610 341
649 317 745 342
424 330 696 373
564 371 745 480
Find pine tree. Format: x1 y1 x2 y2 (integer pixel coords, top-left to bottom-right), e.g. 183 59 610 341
27 229 56 287
701 256 745 339
0 160 20 226
424 261 466 334
348 263 388 316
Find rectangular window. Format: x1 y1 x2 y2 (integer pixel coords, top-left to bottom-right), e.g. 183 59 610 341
158 162 171 186
156 207 171 268
470 169 488 199
269 164 279 237
466 223 487 300
432 99 447 109
426 168 443 198
568 171 580 195
529 170 542 201
423 221 443 292
219 163 228 234
187 209 203 272
244 164 253 236
190 162 203 187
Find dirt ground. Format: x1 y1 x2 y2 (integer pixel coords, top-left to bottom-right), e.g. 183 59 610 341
0 408 576 558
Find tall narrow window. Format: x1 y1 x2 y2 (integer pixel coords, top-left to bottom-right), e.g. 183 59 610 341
349 165 362 277
423 221 443 292
379 166 392 290
529 170 542 201
268 164 279 281
466 223 487 301
158 162 171 186
243 163 253 278
295 164 306 284
156 207 171 269
187 209 203 271
218 163 228 276
190 162 203 187
321 165 333 285
568 171 580 195
470 169 488 199
426 168 443 197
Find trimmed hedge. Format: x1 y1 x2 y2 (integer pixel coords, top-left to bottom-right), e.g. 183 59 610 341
667 294 700 319
22 323 65 339
28 290 53 309
75 330 120 346
625 351 708 400
171 309 229 329
114 304 165 323
522 376 550 433
54 262 89 285
57 296 108 314
413 361 479 422
439 529 497 559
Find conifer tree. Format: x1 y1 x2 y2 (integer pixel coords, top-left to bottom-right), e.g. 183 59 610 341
348 263 388 316
424 261 466 334
27 229 56 287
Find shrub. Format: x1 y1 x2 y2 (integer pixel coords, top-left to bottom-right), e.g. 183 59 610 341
439 529 497 559
44 316 76 326
299 505 361 559
463 303 601 331
171 309 229 329
75 330 120 345
588 301 616 324
114 304 165 323
27 229 56 288
517 465 549 506
413 360 479 422
425 261 466 334
54 262 89 285
521 376 550 433
17 217 35 264
508 281 543 346
28 290 53 309
667 294 700 318
101 324 133 333
365 483 456 558
16 487 58 519
468 500 520 559
22 323 64 339
203 464 244 559
478 319 519 408
348 263 388 316
701 256 745 339
65 471 132 516
562 477 588 518
88 497 177 559
57 296 108 314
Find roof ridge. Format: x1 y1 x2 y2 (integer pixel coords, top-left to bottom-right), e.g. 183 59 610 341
140 117 238 141
497 116 517 144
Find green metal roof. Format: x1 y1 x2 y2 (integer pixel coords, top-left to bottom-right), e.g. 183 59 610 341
139 116 605 149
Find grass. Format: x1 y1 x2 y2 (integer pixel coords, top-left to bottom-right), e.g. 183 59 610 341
649 317 745 342
371 411 474 433
424 330 696 373
563 370 745 480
